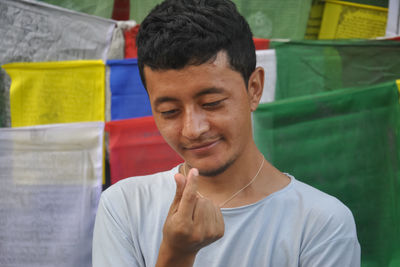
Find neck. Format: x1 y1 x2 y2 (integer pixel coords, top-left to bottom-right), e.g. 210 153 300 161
181 143 290 208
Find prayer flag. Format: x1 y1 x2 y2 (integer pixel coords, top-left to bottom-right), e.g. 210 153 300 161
319 0 388 39
3 60 105 127
0 0 115 63
386 0 400 37
232 0 313 39
37 0 114 19
272 39 400 100
124 25 140 59
253 38 270 50
256 49 277 104
0 121 104 267
305 0 325 40
0 0 115 127
0 74 6 127
107 59 152 120
254 80 400 266
130 0 163 23
105 116 183 184
128 0 313 39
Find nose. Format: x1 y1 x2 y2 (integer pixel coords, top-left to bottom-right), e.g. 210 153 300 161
181 107 210 140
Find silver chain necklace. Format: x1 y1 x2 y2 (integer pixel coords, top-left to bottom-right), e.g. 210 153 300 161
183 156 265 208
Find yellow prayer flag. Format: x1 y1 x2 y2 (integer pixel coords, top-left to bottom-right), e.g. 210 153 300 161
2 60 105 127
319 0 388 39
397 80 400 103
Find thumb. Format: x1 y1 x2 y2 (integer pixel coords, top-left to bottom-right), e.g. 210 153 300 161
168 172 186 215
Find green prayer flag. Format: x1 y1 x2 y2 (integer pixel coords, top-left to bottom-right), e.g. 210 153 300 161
129 0 313 39
37 0 113 18
254 80 400 266
130 0 163 23
232 0 313 39
272 40 400 100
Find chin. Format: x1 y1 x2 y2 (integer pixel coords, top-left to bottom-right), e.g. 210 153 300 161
196 157 236 177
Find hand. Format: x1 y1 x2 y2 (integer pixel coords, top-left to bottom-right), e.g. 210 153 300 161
156 168 225 266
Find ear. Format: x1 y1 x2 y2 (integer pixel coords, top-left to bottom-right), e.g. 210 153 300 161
247 67 264 112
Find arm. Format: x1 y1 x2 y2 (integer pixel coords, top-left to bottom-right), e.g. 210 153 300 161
156 168 225 267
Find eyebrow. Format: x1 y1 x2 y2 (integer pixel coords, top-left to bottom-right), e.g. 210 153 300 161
154 96 178 107
153 87 226 107
194 87 225 97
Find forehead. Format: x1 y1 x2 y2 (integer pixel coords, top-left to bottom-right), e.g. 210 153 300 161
144 52 245 100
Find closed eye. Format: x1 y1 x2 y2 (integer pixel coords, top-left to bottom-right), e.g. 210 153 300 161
160 109 179 117
203 99 225 108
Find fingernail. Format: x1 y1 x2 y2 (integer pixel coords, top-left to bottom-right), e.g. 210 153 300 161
192 168 199 176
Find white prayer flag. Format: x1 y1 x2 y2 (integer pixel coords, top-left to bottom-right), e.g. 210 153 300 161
0 121 104 267
0 0 116 127
386 0 400 37
256 49 277 104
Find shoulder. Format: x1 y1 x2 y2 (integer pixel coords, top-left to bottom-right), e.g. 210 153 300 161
102 165 178 202
294 177 354 221
285 176 361 266
288 176 356 232
93 167 179 267
287 175 359 255
99 166 179 221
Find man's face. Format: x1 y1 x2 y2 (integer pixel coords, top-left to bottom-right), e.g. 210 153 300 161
145 52 257 176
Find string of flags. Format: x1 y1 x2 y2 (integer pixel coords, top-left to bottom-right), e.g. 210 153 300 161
0 0 399 266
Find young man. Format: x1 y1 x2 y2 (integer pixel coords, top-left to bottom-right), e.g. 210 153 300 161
92 0 361 266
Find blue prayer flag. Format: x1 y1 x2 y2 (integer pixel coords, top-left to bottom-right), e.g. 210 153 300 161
107 59 152 120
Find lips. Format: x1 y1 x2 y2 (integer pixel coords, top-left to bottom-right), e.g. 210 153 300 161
183 139 221 153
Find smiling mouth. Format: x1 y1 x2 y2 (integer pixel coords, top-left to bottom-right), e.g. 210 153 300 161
183 139 221 151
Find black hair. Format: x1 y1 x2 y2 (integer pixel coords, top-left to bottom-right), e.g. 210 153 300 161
136 0 256 88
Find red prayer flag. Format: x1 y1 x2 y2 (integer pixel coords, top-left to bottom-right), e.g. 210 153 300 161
105 116 183 184
124 24 140 58
111 0 130 21
253 37 270 50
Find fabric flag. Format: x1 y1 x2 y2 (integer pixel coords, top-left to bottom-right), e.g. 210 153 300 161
0 0 115 63
305 0 325 40
253 38 270 50
37 0 114 19
105 21 137 122
105 116 183 184
123 25 268 59
0 121 104 267
130 0 163 23
256 49 277 104
128 0 313 38
386 0 400 37
272 39 400 100
0 74 6 127
232 0 313 39
0 0 115 127
319 0 388 39
111 0 130 20
2 60 105 127
254 80 400 267
107 59 152 120
124 24 140 58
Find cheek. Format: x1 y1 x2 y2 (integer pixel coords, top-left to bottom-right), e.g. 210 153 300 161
156 120 180 146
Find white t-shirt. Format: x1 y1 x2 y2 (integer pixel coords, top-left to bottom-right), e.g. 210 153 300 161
92 165 360 267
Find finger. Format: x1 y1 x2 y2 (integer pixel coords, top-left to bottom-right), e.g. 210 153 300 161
215 207 225 235
192 197 212 225
168 172 186 215
192 198 224 243
179 168 199 219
